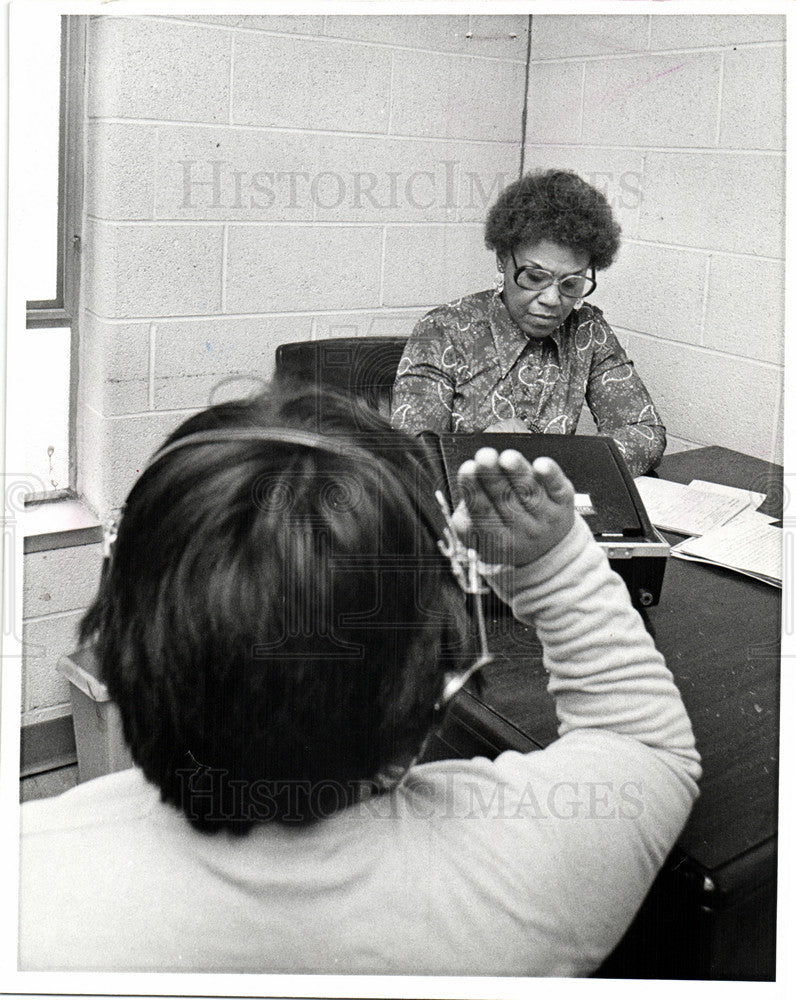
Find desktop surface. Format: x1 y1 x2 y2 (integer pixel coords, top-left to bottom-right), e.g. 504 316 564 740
425 445 780 980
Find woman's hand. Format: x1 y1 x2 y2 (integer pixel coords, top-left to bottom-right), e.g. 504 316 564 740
451 448 575 567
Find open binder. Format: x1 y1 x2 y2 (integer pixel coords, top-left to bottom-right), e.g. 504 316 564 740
420 432 669 609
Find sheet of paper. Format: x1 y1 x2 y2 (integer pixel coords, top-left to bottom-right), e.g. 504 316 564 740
671 516 782 586
671 550 779 586
723 507 777 527
688 479 767 511
634 477 750 536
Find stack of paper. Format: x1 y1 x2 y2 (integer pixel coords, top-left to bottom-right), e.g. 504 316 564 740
633 477 751 536
634 476 782 588
688 479 767 511
671 515 781 587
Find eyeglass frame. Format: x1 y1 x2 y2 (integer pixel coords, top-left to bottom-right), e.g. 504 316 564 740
510 249 597 300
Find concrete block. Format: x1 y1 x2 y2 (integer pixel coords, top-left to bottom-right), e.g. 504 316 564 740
391 50 526 143
225 226 383 313
306 136 519 224
526 62 584 145
308 135 453 224
582 53 721 147
23 545 104 619
382 224 493 307
649 15 785 51
153 316 313 409
84 220 224 319
638 152 785 258
322 15 470 52
454 143 522 223
321 15 526 59
620 332 783 463
75 401 103 516
521 146 644 238
81 313 150 416
22 612 84 713
531 14 649 60
597 242 707 345
173 15 323 34
312 310 427 342
720 45 785 151
155 126 317 221
85 122 156 220
703 255 784 366
78 404 196 517
88 17 231 123
466 16 529 60
232 33 391 133
665 436 703 457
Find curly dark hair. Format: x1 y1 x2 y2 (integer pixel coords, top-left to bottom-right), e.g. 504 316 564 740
484 169 621 270
79 384 469 833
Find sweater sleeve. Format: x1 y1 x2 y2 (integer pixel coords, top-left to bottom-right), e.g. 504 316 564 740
483 517 701 972
489 515 699 780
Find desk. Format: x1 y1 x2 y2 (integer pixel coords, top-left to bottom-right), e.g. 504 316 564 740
423 446 781 981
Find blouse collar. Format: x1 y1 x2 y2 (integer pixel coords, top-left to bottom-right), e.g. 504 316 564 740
487 289 564 376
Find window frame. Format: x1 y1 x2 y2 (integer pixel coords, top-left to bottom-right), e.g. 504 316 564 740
23 16 85 500
25 15 84 331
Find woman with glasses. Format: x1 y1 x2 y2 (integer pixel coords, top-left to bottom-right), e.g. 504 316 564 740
391 169 665 476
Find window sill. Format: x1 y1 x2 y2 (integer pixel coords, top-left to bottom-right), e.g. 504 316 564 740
21 496 102 554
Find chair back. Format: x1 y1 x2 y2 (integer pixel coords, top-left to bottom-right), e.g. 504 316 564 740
274 337 407 416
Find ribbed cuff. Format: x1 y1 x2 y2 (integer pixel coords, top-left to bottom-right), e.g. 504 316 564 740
483 514 595 603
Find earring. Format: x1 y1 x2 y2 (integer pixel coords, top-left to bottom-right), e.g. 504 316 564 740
574 298 583 310
494 267 505 294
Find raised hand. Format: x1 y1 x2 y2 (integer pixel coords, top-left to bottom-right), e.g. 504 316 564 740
451 448 575 567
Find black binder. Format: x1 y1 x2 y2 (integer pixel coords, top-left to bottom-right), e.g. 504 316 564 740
421 432 669 608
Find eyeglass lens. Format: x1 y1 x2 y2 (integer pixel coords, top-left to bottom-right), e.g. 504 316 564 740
515 268 595 298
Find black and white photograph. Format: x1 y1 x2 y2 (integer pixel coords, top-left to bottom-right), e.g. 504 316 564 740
0 0 791 995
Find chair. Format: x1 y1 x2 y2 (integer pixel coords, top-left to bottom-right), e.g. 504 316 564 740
274 337 408 417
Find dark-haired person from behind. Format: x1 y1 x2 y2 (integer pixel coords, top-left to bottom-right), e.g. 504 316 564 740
391 169 665 476
19 384 699 975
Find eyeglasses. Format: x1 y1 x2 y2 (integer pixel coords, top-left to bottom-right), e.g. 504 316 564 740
511 250 597 300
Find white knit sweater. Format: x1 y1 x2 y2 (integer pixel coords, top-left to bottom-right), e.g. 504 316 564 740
19 515 700 976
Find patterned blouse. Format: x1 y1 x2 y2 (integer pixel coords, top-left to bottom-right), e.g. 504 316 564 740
390 289 665 477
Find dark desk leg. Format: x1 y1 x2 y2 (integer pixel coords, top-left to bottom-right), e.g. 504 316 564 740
594 859 777 981
698 875 777 981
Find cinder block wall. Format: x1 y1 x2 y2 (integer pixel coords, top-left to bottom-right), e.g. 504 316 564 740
525 14 785 461
31 12 786 731
78 13 529 516
28 12 527 733
22 543 104 727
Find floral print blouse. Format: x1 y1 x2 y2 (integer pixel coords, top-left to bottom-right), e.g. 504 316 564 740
390 289 665 477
